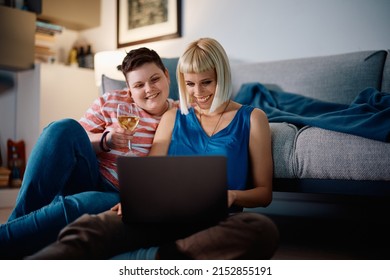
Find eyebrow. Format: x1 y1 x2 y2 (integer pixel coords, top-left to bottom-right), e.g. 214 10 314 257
131 73 161 86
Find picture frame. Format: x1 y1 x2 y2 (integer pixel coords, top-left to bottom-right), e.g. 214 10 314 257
117 0 182 48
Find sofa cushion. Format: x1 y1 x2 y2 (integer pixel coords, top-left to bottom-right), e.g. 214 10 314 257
294 126 390 181
270 122 297 178
382 50 390 93
231 50 387 105
101 74 126 93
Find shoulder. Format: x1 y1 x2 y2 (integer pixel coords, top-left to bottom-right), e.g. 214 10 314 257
159 107 178 127
163 107 178 118
168 99 180 109
232 102 269 132
249 107 271 136
230 102 267 121
250 107 268 122
98 89 130 104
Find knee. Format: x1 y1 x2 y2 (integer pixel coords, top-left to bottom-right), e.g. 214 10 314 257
62 192 119 223
43 119 84 139
235 212 280 259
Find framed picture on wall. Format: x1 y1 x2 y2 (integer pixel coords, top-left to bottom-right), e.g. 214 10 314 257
117 0 182 48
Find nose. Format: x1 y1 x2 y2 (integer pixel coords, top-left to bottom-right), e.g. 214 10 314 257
145 82 153 93
193 84 203 94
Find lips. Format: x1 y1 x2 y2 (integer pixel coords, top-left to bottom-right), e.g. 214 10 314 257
195 94 212 103
145 92 160 99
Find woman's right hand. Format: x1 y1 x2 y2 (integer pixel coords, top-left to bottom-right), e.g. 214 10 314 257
106 127 134 150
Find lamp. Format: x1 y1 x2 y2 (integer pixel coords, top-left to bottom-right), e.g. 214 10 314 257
93 50 127 88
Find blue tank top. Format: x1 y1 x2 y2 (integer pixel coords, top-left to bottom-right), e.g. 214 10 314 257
168 105 254 191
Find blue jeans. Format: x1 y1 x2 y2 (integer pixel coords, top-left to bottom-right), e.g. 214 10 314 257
0 119 120 259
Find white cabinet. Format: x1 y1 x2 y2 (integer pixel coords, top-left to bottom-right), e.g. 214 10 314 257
16 64 99 158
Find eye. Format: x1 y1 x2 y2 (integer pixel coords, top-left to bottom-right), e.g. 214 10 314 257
133 83 144 89
201 80 212 86
151 76 160 83
185 82 195 87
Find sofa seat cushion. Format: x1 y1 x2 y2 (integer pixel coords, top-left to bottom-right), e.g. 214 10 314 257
270 122 298 178
294 126 390 180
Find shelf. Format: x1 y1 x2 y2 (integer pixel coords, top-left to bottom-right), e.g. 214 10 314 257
38 0 101 31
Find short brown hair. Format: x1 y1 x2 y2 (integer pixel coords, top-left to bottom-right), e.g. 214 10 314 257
118 47 166 77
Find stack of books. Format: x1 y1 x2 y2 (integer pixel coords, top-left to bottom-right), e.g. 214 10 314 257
35 21 63 63
0 167 11 188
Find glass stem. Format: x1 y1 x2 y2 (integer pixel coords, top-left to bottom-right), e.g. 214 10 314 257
128 140 132 151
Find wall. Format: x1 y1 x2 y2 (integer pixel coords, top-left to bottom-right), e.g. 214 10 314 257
81 0 390 63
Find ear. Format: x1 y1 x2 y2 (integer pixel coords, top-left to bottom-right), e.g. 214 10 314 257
126 88 132 98
164 68 170 85
125 81 132 96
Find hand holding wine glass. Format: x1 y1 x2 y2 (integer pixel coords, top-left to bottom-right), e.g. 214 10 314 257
117 103 140 154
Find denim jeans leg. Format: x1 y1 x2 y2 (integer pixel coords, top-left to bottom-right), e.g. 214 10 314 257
8 118 100 220
0 191 120 259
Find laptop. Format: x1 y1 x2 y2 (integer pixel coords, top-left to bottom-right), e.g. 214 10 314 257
117 155 228 231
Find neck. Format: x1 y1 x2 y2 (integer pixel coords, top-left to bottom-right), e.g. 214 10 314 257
198 100 231 137
152 100 170 117
198 100 230 117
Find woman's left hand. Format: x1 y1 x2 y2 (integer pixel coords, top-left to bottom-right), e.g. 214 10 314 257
111 203 123 216
227 190 237 207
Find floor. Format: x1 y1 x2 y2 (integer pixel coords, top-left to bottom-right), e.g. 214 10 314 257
270 214 390 260
2 206 388 260
1 190 389 260
0 207 10 224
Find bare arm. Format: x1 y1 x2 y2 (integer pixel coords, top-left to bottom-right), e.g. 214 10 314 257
86 128 134 154
228 108 273 208
149 108 177 156
86 132 106 153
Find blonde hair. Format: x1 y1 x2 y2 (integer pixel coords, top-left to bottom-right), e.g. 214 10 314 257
177 38 232 114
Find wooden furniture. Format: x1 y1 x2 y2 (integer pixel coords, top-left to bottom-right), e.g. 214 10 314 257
0 6 35 71
38 0 101 30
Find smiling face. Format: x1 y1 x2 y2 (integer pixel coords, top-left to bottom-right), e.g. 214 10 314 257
125 62 170 116
184 69 217 112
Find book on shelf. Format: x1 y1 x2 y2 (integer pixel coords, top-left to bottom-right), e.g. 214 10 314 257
35 32 56 44
0 167 11 175
35 27 58 63
0 167 10 188
36 20 63 35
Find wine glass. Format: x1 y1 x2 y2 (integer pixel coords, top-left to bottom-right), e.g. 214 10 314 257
117 103 140 154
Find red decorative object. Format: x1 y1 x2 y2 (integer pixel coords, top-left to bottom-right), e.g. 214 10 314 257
7 139 26 188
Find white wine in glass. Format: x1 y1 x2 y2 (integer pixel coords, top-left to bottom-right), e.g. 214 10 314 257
117 103 140 153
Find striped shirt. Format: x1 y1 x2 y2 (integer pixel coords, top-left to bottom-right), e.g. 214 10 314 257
79 89 177 189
